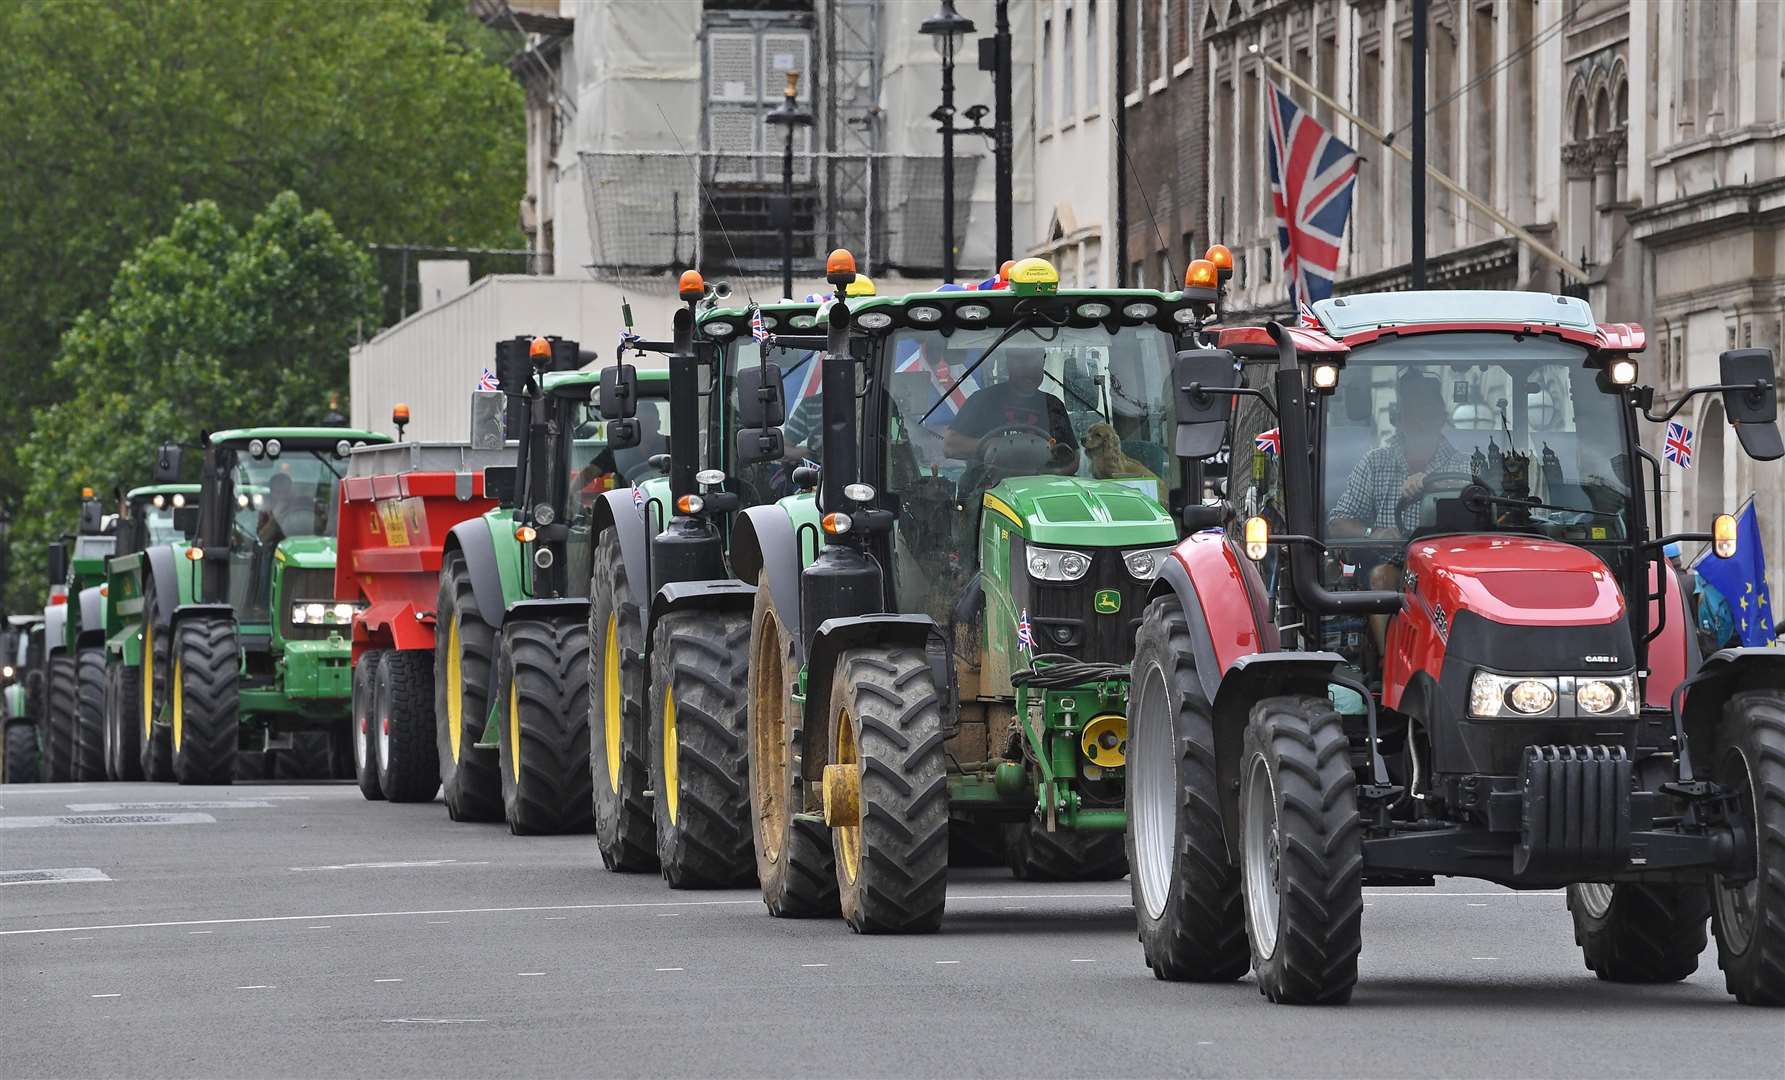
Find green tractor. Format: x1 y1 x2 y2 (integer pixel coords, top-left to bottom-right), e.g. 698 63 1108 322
100 472 201 780
587 270 831 885
729 250 1220 930
43 489 115 781
433 335 671 833
109 428 390 784
2 614 45 782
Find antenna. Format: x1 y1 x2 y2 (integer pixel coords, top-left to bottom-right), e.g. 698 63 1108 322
1109 115 1176 289
656 104 753 304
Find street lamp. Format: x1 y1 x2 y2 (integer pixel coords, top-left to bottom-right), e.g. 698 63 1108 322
919 0 976 282
764 70 814 301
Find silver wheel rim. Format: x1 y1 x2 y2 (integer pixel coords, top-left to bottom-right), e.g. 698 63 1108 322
1132 661 1176 921
1714 745 1759 955
379 713 391 774
1242 752 1281 959
354 690 371 770
1574 882 1614 919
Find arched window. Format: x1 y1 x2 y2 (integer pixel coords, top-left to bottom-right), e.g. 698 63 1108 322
1593 88 1611 136
1614 78 1628 129
1571 96 1589 143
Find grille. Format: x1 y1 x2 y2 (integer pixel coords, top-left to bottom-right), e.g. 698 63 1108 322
1024 548 1149 665
279 567 339 642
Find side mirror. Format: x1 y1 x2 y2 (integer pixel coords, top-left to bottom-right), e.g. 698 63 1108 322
736 427 785 466
172 507 200 536
1173 348 1239 459
1718 348 1782 461
737 363 786 429
599 364 638 420
483 465 518 507
1343 384 1373 423
1181 501 1231 532
153 442 183 484
605 417 641 451
46 542 67 586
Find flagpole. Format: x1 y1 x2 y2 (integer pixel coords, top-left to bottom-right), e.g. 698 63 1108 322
1248 44 1587 283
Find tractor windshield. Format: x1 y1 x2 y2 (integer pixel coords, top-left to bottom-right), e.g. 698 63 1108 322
131 498 188 547
729 338 826 504
228 449 342 621
568 395 672 510
1321 333 1633 546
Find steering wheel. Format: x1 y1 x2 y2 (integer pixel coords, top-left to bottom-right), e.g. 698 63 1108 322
974 422 1076 471
1392 471 1481 531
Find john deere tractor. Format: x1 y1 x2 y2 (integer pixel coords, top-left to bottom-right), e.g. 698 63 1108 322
2 615 44 782
101 463 201 780
43 489 114 781
728 250 1220 930
433 336 670 833
111 428 390 784
588 275 854 886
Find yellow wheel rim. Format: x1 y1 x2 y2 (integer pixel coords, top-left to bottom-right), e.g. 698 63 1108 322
141 621 154 742
446 616 462 761
834 705 861 883
171 653 184 752
508 675 521 784
603 613 621 793
663 687 679 824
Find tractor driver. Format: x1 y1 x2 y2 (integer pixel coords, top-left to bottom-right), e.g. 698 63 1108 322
256 471 315 545
1329 372 1470 652
942 348 1079 473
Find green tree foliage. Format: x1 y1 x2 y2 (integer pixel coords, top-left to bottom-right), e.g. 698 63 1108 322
0 0 524 594
8 194 380 609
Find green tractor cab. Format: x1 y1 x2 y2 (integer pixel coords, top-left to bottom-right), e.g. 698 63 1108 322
432 335 670 833
729 251 1220 929
111 428 390 784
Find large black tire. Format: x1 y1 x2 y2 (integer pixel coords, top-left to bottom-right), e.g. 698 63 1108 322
169 617 240 786
378 650 441 802
1126 600 1250 982
72 648 107 781
44 651 75 782
1004 821 1128 881
747 575 837 917
106 661 145 782
3 722 41 783
948 818 1007 867
1567 882 1709 982
649 610 755 888
1711 688 1785 1005
828 646 949 934
1238 693 1364 1005
589 530 657 870
353 650 387 800
495 617 596 835
140 619 173 782
435 552 502 822
272 732 333 780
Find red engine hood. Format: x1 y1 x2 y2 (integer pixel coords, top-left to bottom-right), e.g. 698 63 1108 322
1407 535 1625 628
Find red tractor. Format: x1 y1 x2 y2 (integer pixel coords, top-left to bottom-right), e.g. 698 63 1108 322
1127 288 1783 1005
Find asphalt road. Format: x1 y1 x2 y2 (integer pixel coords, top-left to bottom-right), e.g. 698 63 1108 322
1 780 1778 1079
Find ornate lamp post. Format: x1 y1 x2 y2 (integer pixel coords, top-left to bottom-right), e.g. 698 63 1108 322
764 71 814 300
919 0 976 282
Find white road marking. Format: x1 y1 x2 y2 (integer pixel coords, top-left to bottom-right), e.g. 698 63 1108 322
517 972 545 977
289 859 488 872
1467 902 1488 907
1196 1041 1214 1046
374 979 403 984
0 812 215 829
1069 958 1096 963
0 892 1132 938
655 967 683 973
188 931 213 936
543 916 568 921
656 913 680 918
68 936 94 941
66 801 275 812
801 964 828 968
0 867 112 886
307 925 332 930
384 1018 486 1025
90 994 120 999
236 985 275 990
934 960 960 965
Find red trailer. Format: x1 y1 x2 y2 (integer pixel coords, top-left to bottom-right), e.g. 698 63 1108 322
336 442 510 803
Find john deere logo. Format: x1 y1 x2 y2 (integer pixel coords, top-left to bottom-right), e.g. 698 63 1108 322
1094 590 1122 615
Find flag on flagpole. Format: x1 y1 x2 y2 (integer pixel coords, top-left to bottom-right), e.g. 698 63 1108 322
478 368 500 391
1255 428 1281 457
1663 420 1695 469
782 352 823 408
1692 498 1775 646
1298 299 1322 329
1266 80 1360 308
1017 610 1035 654
750 305 770 345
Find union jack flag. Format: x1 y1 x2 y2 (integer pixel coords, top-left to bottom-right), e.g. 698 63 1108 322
1298 299 1322 329
1266 80 1360 307
1255 428 1281 457
478 368 500 392
1017 609 1035 654
632 485 645 511
750 305 769 345
1663 420 1695 469
782 352 824 408
893 340 977 423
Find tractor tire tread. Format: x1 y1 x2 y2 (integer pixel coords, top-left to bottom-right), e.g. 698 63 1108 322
1568 882 1709 983
1713 689 1785 1005
380 651 441 802
589 530 657 870
171 618 239 786
499 618 596 835
436 554 502 822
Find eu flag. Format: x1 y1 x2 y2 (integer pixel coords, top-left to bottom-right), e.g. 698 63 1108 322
1693 501 1776 646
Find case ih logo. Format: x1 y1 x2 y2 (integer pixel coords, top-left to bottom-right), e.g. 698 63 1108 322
1584 654 1620 664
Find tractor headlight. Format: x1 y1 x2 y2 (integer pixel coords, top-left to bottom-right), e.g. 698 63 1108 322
1469 671 1558 717
1122 545 1176 580
1576 676 1638 717
292 601 360 625
855 311 893 331
2 664 14 679
1027 546 1092 582
1121 302 1158 320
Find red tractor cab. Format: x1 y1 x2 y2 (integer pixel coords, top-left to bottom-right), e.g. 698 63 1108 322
1127 290 1784 1006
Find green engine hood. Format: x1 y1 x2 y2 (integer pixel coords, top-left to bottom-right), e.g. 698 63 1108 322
982 476 1176 548
273 536 337 571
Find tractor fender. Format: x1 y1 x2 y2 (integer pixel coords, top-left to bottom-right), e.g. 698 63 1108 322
446 520 508 633
650 580 756 628
1677 647 1785 773
43 603 68 652
799 614 945 782
591 488 652 615
1209 651 1349 855
730 505 806 657
1147 559 1226 706
145 546 184 628
503 598 589 630
77 586 106 647
171 603 235 628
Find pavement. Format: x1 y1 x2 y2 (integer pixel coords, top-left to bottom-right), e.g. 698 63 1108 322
1 780 1779 1079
